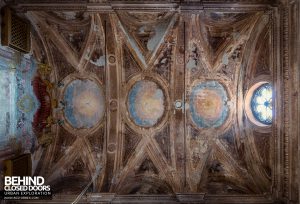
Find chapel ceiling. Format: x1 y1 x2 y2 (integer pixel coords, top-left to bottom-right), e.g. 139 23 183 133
6 1 280 202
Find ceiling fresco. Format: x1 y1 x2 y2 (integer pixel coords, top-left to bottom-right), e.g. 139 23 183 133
2 0 299 203
27 9 273 197
189 81 229 128
63 78 105 129
0 47 38 151
127 80 165 128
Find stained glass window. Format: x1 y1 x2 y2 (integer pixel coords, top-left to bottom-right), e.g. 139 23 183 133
250 83 273 125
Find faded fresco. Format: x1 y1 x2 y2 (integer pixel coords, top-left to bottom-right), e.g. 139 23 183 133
127 80 165 127
0 47 38 151
63 79 105 129
190 81 228 128
11 4 284 201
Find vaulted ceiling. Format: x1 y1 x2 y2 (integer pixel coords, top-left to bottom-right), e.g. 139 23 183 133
3 0 299 203
29 7 273 195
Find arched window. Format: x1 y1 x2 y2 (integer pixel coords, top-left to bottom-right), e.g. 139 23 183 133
250 83 272 125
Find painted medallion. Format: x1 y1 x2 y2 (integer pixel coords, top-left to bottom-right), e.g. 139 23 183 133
190 81 228 128
128 80 165 127
64 79 105 129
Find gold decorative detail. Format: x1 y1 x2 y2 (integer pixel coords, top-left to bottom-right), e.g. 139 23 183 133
17 95 35 113
38 63 52 76
46 116 55 128
38 132 54 147
42 79 54 92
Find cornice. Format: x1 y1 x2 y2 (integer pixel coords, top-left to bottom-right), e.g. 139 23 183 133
14 193 275 203
5 0 280 12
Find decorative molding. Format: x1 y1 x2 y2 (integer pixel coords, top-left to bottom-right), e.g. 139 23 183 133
9 0 279 12
281 5 290 200
11 1 298 202
16 193 275 203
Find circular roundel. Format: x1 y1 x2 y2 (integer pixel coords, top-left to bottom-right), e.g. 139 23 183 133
17 94 37 113
127 80 165 128
190 81 229 128
250 83 272 125
63 79 105 129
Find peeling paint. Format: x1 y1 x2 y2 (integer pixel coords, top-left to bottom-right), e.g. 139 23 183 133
93 24 100 32
90 55 105 67
222 53 229 65
61 12 77 20
119 21 147 67
147 19 170 51
187 59 197 69
84 47 91 60
232 32 240 41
